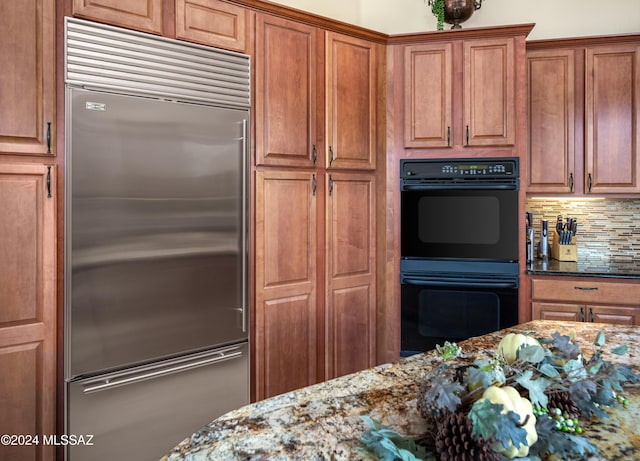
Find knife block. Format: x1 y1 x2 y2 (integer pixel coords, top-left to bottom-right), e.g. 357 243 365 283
551 229 578 261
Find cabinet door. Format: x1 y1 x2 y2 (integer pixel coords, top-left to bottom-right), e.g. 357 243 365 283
464 37 515 147
404 43 453 148
585 44 640 194
255 15 318 167
176 0 249 52
325 173 375 379
72 0 163 34
532 302 581 322
0 162 56 461
589 305 640 326
255 171 318 399
326 32 376 170
527 49 576 193
0 0 55 156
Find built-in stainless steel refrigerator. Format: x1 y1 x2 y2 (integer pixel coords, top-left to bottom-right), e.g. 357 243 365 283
64 18 250 460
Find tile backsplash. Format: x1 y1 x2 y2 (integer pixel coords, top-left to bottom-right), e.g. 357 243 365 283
526 199 640 263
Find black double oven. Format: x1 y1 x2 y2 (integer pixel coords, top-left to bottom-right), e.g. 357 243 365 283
400 157 520 356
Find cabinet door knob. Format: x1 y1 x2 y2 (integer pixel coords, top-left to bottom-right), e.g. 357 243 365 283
588 173 593 192
312 144 317 165
580 306 585 322
312 174 317 196
329 146 334 167
328 175 334 195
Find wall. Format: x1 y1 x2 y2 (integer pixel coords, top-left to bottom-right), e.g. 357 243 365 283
268 0 640 40
526 199 640 264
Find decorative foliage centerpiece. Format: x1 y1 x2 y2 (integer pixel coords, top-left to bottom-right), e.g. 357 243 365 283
360 330 638 460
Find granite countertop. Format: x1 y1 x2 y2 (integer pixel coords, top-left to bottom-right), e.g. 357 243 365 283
161 321 640 461
527 258 640 279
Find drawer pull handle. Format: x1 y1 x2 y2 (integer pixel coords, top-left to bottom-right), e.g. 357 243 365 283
574 286 598 291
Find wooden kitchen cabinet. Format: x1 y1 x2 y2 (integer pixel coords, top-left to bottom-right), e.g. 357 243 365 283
527 38 640 195
255 14 319 167
404 36 516 149
0 0 56 156
526 49 576 193
254 169 378 398
254 170 319 400
0 162 56 461
255 19 378 171
325 173 376 379
175 0 250 52
325 32 377 170
72 0 164 34
531 277 640 326
585 44 640 194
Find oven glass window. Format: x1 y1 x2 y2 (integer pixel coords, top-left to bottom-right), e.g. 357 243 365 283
418 289 500 338
402 189 518 261
401 284 518 356
418 196 500 245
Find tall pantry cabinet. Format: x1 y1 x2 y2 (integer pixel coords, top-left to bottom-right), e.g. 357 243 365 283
0 1 57 461
254 13 378 400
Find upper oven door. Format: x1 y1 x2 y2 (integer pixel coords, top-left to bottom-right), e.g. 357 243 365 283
401 187 519 261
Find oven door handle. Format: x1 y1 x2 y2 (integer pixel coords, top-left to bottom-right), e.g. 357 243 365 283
401 183 518 191
401 276 518 289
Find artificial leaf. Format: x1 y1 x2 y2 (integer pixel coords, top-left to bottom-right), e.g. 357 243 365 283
359 416 433 461
549 332 581 360
611 344 628 355
539 362 560 378
494 410 531 451
424 376 463 412
466 359 502 390
594 331 606 347
569 380 607 418
469 398 505 441
435 341 461 361
518 344 546 364
563 359 587 382
515 370 550 409
468 399 529 450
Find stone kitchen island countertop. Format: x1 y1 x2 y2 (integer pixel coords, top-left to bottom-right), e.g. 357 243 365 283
161 321 640 461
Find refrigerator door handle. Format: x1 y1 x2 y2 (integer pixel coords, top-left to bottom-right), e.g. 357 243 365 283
241 118 248 333
82 349 243 394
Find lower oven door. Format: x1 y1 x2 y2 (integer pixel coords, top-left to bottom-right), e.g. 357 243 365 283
400 275 518 356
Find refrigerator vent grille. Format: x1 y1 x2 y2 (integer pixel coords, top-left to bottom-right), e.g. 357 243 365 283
65 18 250 108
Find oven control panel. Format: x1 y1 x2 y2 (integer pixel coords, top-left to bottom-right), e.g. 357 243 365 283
402 157 519 180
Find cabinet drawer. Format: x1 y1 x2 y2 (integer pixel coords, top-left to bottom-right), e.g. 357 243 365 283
531 279 640 306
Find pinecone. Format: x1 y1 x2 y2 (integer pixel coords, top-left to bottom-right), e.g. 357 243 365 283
547 390 580 418
416 379 452 432
435 412 500 461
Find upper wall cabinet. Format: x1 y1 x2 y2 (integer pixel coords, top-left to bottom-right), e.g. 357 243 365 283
255 14 319 167
404 35 517 150
585 44 640 194
527 38 640 195
175 0 250 53
255 22 377 171
72 0 164 34
326 32 377 170
0 0 55 156
526 49 576 194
